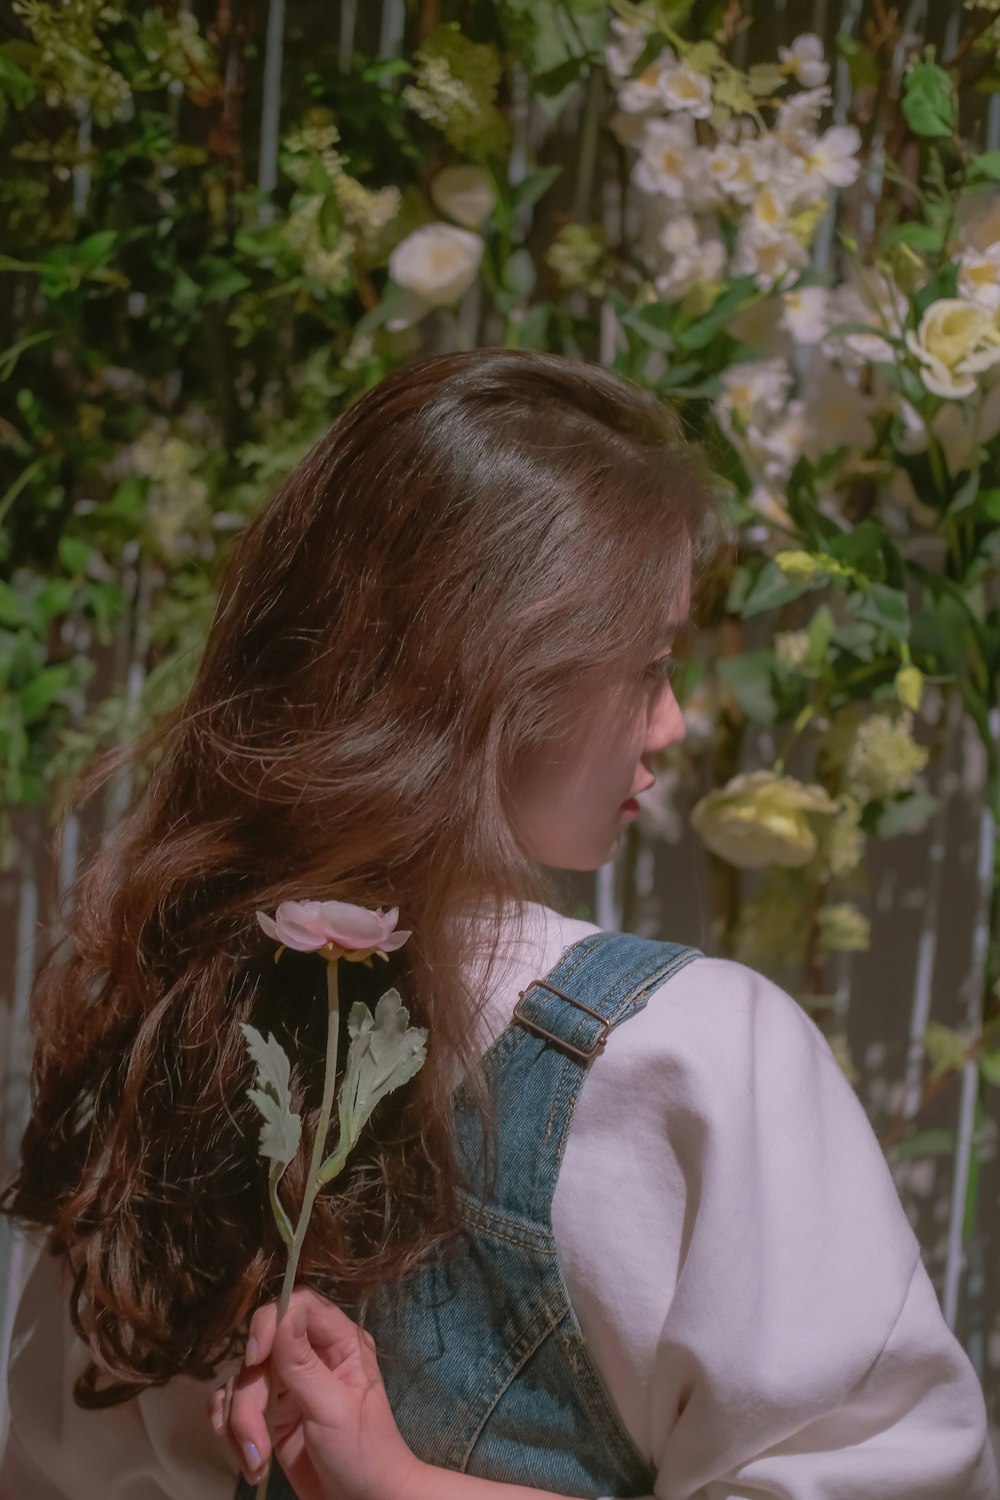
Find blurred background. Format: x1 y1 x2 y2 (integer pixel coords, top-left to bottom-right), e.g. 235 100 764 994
1 0 999 1453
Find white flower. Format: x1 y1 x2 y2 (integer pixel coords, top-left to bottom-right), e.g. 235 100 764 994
697 141 757 206
802 364 877 457
824 277 905 365
633 115 696 200
800 124 861 192
654 214 726 297
778 34 829 88
388 222 484 308
781 284 832 344
756 399 810 481
733 215 809 289
958 243 1000 312
931 384 1000 473
619 46 676 113
428 164 496 229
776 85 833 139
717 358 794 438
747 483 795 539
905 297 1000 399
660 60 713 118
956 189 1000 253
605 15 648 83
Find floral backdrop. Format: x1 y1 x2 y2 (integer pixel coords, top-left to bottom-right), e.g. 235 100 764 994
1 0 999 1426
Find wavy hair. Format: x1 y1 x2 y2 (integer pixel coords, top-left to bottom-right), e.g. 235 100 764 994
2 348 731 1405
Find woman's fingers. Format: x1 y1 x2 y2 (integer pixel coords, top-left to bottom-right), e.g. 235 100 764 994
281 1287 379 1372
227 1361 275 1483
268 1297 379 1424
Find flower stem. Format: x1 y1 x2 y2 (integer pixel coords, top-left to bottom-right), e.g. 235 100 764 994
255 958 341 1499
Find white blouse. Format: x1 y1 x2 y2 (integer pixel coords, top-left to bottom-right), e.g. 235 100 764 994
2 901 997 1499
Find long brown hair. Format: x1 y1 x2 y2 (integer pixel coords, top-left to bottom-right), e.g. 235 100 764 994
2 348 731 1406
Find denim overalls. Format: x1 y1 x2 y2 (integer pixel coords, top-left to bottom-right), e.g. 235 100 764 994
236 930 702 1499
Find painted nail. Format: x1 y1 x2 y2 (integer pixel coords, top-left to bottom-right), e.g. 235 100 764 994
245 1336 258 1365
244 1440 262 1474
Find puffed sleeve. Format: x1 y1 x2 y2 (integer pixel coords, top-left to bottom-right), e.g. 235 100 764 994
646 958 998 1500
1 1235 241 1500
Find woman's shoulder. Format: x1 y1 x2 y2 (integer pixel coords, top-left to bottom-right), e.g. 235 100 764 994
536 903 833 1072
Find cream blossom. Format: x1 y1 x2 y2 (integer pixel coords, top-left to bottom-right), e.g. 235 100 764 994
428 164 496 229
716 357 794 436
604 14 648 83
958 243 1000 312
956 188 1000 253
732 215 809 288
691 769 838 869
654 213 726 297
660 60 713 118
800 123 862 191
776 84 833 140
633 115 696 199
802 363 877 456
619 46 676 112
778 34 829 88
754 400 810 482
388 222 484 309
904 297 1000 399
824 277 905 365
781 284 832 344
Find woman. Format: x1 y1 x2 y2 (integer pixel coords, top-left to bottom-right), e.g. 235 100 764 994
1 349 995 1500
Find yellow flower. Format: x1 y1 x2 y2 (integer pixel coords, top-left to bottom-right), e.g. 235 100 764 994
691 769 838 869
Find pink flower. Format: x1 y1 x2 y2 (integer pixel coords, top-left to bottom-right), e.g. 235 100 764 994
256 900 412 963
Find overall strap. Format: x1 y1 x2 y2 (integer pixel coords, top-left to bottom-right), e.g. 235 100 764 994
455 930 702 1228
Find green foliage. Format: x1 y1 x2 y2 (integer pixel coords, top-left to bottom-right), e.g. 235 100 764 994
902 58 958 138
318 991 427 1185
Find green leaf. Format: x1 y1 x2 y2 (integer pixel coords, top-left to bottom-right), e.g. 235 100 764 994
58 535 90 574
509 164 562 214
621 301 675 353
980 1050 1000 1089
319 989 426 1183
870 791 941 838
20 662 75 719
715 651 779 725
267 1159 295 1246
504 247 536 297
738 558 816 618
747 63 785 95
902 60 957 138
672 276 757 350
879 221 943 255
805 604 835 667
240 1022 302 1168
76 230 119 270
196 255 253 302
851 583 910 642
968 151 1000 185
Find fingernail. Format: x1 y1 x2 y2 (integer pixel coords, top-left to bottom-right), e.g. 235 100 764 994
291 1305 306 1338
210 1406 225 1435
244 1440 262 1477
245 1335 258 1365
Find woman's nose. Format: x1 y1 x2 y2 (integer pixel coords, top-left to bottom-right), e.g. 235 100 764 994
648 686 685 752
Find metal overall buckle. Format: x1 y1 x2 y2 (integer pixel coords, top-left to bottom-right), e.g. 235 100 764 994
512 978 612 1062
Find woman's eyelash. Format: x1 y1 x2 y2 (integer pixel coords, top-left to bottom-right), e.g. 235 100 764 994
646 654 678 681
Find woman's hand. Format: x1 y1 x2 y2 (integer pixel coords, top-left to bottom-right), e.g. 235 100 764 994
207 1287 424 1500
